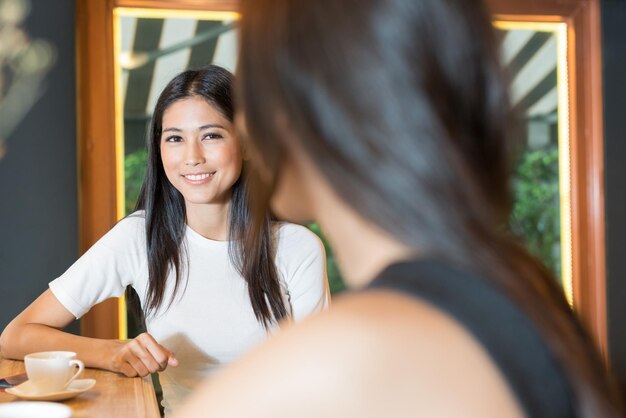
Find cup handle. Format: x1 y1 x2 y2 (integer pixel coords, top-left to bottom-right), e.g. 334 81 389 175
66 359 84 387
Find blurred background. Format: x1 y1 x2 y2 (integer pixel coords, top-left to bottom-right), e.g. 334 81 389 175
1 0 626 396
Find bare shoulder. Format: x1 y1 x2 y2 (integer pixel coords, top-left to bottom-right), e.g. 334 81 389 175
175 291 524 418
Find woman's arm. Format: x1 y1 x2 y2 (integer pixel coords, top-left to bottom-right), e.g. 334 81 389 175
0 216 178 376
0 289 177 376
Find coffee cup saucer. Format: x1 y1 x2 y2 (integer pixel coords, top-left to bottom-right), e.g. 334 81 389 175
5 378 96 401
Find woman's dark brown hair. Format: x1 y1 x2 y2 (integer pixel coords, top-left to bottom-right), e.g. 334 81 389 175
128 65 287 328
236 0 622 415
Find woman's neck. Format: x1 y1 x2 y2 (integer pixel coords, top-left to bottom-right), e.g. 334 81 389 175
185 202 231 241
314 187 415 289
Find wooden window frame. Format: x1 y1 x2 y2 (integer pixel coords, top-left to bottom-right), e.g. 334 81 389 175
77 0 606 357
486 0 607 358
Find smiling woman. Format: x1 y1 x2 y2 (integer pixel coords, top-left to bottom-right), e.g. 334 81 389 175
0 65 330 417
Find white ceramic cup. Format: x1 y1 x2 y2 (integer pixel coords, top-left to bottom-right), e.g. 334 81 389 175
24 351 84 394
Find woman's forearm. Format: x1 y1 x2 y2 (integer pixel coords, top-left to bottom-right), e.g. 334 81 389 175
0 322 121 370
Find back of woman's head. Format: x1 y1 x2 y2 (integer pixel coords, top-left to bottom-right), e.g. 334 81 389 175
238 0 511 260
237 0 622 415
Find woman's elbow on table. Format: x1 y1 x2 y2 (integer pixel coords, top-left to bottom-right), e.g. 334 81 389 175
0 318 25 359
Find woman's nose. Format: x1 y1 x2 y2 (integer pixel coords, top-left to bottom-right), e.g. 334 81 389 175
184 141 205 165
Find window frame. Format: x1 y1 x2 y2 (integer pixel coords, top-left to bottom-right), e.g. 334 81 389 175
77 0 607 358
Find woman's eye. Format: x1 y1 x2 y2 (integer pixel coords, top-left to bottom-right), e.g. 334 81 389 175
203 133 223 140
164 135 183 143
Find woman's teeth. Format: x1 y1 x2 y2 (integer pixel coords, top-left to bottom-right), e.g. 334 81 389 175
184 173 213 181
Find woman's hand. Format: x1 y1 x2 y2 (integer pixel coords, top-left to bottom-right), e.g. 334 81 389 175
110 332 179 377
0 290 178 376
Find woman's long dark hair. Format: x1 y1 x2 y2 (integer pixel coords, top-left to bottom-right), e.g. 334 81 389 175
236 0 622 415
127 65 287 328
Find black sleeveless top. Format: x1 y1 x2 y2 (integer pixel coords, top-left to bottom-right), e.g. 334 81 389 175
367 259 576 418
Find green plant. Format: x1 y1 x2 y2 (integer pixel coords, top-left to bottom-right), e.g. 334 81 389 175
307 223 347 295
124 148 148 214
510 145 561 278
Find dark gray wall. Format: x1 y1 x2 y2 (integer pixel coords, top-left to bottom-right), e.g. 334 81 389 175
0 0 79 334
602 0 626 390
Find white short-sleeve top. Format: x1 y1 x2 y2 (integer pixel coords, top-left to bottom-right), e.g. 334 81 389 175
49 212 330 414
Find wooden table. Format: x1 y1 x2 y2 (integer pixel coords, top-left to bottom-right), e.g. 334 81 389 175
0 356 160 417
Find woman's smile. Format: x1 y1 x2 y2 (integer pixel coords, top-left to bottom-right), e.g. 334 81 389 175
182 172 216 184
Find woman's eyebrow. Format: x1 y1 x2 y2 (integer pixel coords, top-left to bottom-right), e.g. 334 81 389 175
162 124 226 134
198 123 226 130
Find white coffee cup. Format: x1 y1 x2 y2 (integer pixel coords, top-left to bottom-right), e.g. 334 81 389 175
24 351 84 394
